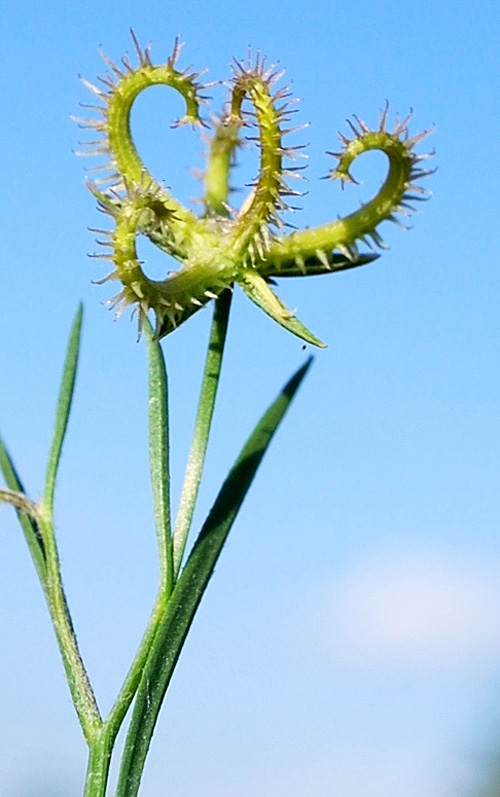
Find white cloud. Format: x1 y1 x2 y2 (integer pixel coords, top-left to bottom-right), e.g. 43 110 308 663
302 547 500 671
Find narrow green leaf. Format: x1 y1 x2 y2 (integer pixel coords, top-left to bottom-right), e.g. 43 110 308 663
0 435 47 584
2 307 101 743
99 293 233 753
115 357 313 797
42 304 83 511
173 289 232 576
144 320 173 595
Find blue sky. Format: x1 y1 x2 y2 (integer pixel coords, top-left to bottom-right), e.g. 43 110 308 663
1 0 499 794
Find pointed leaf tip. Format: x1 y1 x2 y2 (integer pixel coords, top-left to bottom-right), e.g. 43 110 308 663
239 269 326 348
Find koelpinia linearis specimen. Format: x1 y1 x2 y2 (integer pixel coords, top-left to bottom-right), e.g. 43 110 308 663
1 32 432 797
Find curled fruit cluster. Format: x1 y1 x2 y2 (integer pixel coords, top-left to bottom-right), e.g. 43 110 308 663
75 31 433 346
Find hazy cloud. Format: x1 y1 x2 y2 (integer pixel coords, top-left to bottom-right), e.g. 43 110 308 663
301 547 500 671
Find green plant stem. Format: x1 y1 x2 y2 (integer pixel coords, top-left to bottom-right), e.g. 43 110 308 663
81 589 169 797
38 499 102 745
145 320 173 597
81 320 174 797
115 357 312 797
203 121 240 217
2 309 101 747
173 289 232 576
82 308 190 795
82 296 231 795
34 307 102 743
171 123 235 573
83 726 114 797
83 294 233 760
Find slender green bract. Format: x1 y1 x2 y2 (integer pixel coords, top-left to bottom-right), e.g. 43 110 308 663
0 32 432 797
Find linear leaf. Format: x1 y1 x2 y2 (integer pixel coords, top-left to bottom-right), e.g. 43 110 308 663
173 289 232 576
145 320 173 594
115 357 313 797
42 304 83 511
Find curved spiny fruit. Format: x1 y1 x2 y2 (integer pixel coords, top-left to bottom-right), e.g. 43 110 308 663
227 55 295 259
266 106 434 271
77 33 433 346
